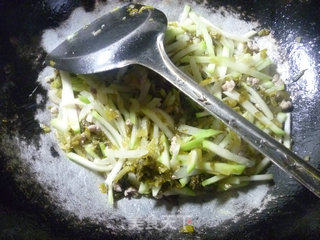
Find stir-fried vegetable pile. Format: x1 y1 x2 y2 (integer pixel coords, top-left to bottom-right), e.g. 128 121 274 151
47 5 291 204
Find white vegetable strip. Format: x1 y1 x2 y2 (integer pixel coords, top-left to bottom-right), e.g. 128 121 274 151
236 174 273 181
92 110 123 147
105 158 125 186
158 134 171 168
79 90 94 102
165 26 184 44
177 124 207 136
48 90 61 104
255 58 272 71
216 45 229 77
195 111 210 118
189 11 215 56
242 83 274 119
155 108 175 129
130 118 139 149
201 24 215 56
60 71 80 132
223 90 284 135
115 118 127 140
254 157 271 174
276 112 287 123
141 108 174 139
205 134 230 159
199 15 249 42
211 56 272 81
173 166 201 179
218 134 231 148
172 41 205 63
203 140 254 167
67 152 112 172
179 65 192 75
243 30 257 39
187 149 199 173
114 96 129 137
92 119 119 148
103 149 148 159
152 185 162 197
179 177 190 187
61 99 85 108
181 24 196 33
138 182 150 194
179 5 191 23
181 56 272 81
203 63 216 76
79 104 93 121
190 57 203 82
170 136 181 167
202 175 226 186
188 12 200 36
166 40 187 53
176 154 189 162
105 158 125 204
51 118 68 133
208 81 222 99
153 124 159 140
176 34 190 42
84 144 100 160
94 157 116 166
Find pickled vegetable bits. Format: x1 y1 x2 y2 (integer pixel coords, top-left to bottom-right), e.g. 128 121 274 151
48 5 291 204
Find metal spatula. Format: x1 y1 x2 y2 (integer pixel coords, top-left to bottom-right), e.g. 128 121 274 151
46 4 320 198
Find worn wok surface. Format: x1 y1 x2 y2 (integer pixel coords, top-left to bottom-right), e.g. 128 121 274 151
0 0 319 239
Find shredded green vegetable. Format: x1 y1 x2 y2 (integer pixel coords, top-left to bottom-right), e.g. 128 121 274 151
48 5 292 204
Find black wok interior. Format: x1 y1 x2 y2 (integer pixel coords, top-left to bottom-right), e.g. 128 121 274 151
0 0 320 239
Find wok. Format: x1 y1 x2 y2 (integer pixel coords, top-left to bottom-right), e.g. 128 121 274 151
0 0 320 239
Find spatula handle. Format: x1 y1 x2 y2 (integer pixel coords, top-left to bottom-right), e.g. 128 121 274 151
138 33 320 198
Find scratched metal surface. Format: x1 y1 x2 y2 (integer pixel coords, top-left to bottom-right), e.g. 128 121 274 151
0 0 319 239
